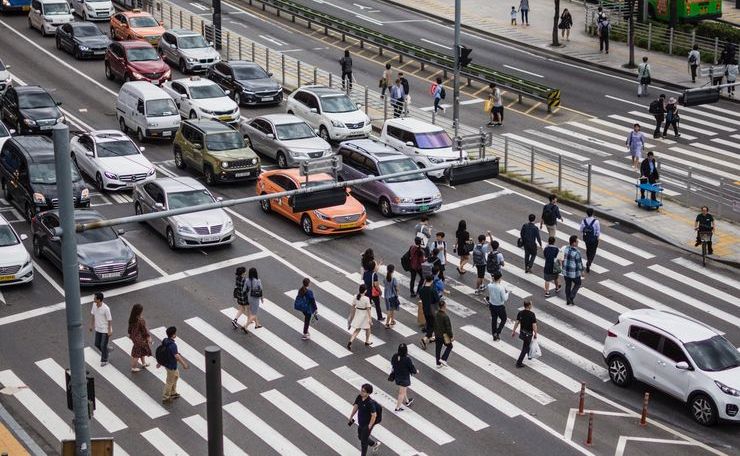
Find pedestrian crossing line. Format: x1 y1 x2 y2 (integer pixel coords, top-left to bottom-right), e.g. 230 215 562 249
598 279 704 323
701 104 740 119
569 121 655 148
577 288 631 315
332 366 456 445
505 228 619 270
623 273 740 328
184 317 283 381
258 299 351 358
460 326 582 392
261 389 358 456
543 126 633 153
112 337 206 406
679 106 740 126
34 358 127 433
502 133 591 161
223 401 309 456
524 130 611 157
559 219 655 259
298 377 423 456
183 415 248 456
628 110 719 136
520 306 604 353
444 250 530 298
670 147 740 172
673 114 735 132
648 265 740 308
671 257 740 290
605 159 718 188
606 115 682 142
546 297 614 330
141 427 190 456
406 345 522 418
364 355 490 430
150 327 247 393
221 308 320 370
657 153 740 180
83 347 169 419
691 142 740 160
731 134 740 141
711 137 740 151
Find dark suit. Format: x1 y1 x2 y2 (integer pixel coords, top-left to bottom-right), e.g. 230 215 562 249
640 158 659 200
519 222 542 272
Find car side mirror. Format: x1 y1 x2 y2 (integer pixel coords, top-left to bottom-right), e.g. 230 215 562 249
345 187 352 194
139 147 145 152
50 235 60 242
356 103 363 108
154 202 165 210
85 151 93 157
158 20 164 26
209 41 214 47
34 9 41 13
20 233 28 241
117 229 125 235
56 101 63 106
367 173 375 178
4 65 9 70
267 71 273 77
224 89 230 96
675 361 691 370
314 129 319 135
172 43 177 49
216 196 224 202
193 143 202 150
309 108 318 113
266 133 274 139
9 129 16 135
405 141 414 147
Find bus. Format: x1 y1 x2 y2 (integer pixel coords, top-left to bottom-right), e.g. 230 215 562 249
0 0 32 13
650 0 722 22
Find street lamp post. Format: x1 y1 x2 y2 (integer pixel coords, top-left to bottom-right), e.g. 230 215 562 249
452 0 461 138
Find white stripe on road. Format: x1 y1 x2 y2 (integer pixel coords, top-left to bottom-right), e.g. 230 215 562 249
671 257 740 290
673 114 735 132
31 261 64 296
599 279 701 322
648 265 740 308
502 133 590 161
669 147 740 172
524 130 611 157
503 65 544 78
569 121 655 148
142 428 190 456
122 238 169 277
658 153 740 180
543 126 629 153
546 297 614 329
627 111 717 136
224 402 308 456
606 114 685 141
701 105 740 118
604 159 717 188
520 307 605 352
711 137 740 151
678 106 740 126
420 38 452 49
261 389 358 455
183 415 248 456
690 142 740 159
184 317 283 381
559 219 655 259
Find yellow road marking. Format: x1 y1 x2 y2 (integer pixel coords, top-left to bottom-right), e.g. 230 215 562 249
473 85 490 96
525 102 542 114
0 422 29 456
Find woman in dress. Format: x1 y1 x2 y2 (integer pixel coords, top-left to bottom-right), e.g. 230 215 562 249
625 123 645 171
128 303 152 373
391 343 417 411
347 284 373 351
542 236 562 297
231 267 250 334
559 8 573 40
383 265 400 329
455 219 471 274
243 267 263 331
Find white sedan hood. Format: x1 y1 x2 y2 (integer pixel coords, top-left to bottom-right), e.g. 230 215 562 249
98 154 153 174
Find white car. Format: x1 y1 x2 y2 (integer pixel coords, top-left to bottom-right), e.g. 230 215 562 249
28 0 74 36
239 114 332 168
604 309 740 426
70 0 114 21
70 130 156 192
0 59 11 96
0 214 33 287
162 77 239 125
286 85 371 143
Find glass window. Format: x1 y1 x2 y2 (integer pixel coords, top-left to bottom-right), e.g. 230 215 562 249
414 131 452 149
378 158 424 183
275 122 315 141
171 83 186 95
75 227 118 245
629 326 661 351
145 99 177 117
28 163 80 185
42 2 70 15
269 175 295 191
189 84 226 100
190 130 203 146
319 95 356 113
96 140 140 158
206 132 244 151
177 35 208 49
250 119 269 134
18 92 56 109
306 95 319 110
0 225 19 247
75 24 101 37
233 65 268 80
167 190 214 209
126 47 158 62
386 125 401 140
661 338 689 364
684 335 740 372
129 16 159 28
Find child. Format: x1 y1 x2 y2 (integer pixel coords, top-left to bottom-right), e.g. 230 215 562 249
430 232 447 281
510 6 518 25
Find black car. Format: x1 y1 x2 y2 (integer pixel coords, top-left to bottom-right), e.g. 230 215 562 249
56 22 111 60
0 86 64 135
0 136 89 221
206 60 283 106
31 209 138 286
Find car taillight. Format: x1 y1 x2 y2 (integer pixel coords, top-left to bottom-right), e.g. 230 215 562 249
607 330 617 337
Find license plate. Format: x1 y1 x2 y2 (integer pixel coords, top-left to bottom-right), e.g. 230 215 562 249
22 5 30 10
40 125 52 130
93 50 105 55
260 97 273 102
419 205 429 212
218 115 232 121
338 222 356 229
99 272 120 279
0 275 15 282
202 235 220 242
162 131 172 137
234 172 251 178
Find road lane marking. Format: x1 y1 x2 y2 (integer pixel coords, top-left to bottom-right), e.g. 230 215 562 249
420 38 452 49
503 64 543 78
671 257 740 290
182 415 247 456
258 34 285 46
141 428 190 455
224 401 308 455
31 261 64 296
628 111 717 136
649 264 739 307
121 238 169 277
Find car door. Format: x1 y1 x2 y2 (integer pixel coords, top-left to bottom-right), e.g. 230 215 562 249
38 213 62 266
207 62 226 88
344 151 370 199
361 156 385 203
109 43 125 79
1 89 19 127
0 146 21 202
248 119 270 156
268 174 293 218
159 32 174 63
170 82 190 118
75 134 95 177
30 0 42 31
383 125 404 154
304 94 322 129
189 128 205 171
627 325 662 386
655 336 692 400
143 183 167 234
15 154 32 212
58 24 72 52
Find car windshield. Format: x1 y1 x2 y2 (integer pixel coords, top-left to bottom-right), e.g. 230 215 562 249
275 122 314 140
96 140 140 158
0 225 19 247
178 35 208 49
43 3 69 14
189 84 226 99
0 123 9 138
75 25 102 37
129 16 158 28
18 92 56 109
414 131 452 149
127 47 159 62
301 179 332 189
684 335 740 372
29 163 80 184
320 95 357 113
75 226 118 245
206 132 244 151
167 190 214 209
233 66 268 80
378 158 424 183
145 99 177 117
0 61 5 71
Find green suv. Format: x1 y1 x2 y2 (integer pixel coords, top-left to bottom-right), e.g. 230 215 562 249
173 119 260 185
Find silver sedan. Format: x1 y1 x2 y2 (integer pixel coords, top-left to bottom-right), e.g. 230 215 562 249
239 114 332 169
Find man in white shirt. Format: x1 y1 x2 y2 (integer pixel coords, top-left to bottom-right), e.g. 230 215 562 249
89 292 112 366
485 271 509 341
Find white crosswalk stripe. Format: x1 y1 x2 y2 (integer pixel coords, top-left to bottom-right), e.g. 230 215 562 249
669 147 740 172
628 111 717 136
701 105 740 118
503 132 592 160
671 257 740 290
570 121 655 147
655 153 740 180
603 159 719 187
711 137 740 151
648 264 740 308
183 415 248 456
559 219 655 258
690 142 740 159
524 129 611 157
543 126 627 153
679 106 740 126
223 401 308 456
673 113 735 132
520 306 604 352
142 427 190 455
505 228 619 270
606 114 685 141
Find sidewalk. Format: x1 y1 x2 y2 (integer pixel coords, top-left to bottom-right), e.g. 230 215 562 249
720 0 740 26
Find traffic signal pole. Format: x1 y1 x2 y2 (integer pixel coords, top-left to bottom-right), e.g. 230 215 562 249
452 0 461 138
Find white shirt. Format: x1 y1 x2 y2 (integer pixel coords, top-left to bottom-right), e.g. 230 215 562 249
431 240 447 265
91 302 112 333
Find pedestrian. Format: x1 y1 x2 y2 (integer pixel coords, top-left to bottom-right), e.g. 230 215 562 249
491 83 504 126
694 206 715 255
471 234 491 293
626 123 645 170
408 237 426 297
688 44 700 83
383 265 400 329
127 303 152 373
639 151 660 201
89 292 112 367
542 236 561 297
390 78 405 118
231 266 250 333
414 214 432 253
485 271 509 341
579 208 601 273
433 300 453 367
648 94 666 139
518 0 529 25
598 15 611 54
510 6 517 25
390 343 417 411
363 260 384 322
562 235 584 305
596 6 606 25
361 248 375 273
662 96 680 138
380 63 392 98
295 278 318 340
454 220 472 274
637 56 651 97
559 8 573 40
432 77 445 114
520 214 542 273
347 284 373 351
339 49 353 91
726 61 738 98
540 194 563 239
243 267 263 330
430 232 447 281
486 239 505 281
512 300 537 368
348 384 381 455
419 275 440 347
398 72 411 114
157 326 189 404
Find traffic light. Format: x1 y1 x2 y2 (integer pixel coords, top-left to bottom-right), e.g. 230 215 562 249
458 45 472 68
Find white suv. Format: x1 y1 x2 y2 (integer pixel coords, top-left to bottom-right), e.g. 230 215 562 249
603 309 740 426
286 85 370 142
162 77 240 124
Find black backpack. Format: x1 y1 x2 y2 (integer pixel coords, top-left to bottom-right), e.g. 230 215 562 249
486 250 501 275
582 219 597 243
400 248 412 272
155 338 174 366
372 399 383 425
542 204 556 226
440 87 446 99
648 100 662 115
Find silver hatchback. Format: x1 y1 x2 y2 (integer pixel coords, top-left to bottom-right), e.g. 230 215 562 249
240 114 332 168
337 139 442 217
158 29 221 74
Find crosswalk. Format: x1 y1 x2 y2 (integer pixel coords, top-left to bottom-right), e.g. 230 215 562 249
0 228 737 455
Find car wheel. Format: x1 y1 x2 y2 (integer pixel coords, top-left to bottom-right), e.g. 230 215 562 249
277 151 288 169
319 126 330 142
95 173 105 193
73 47 82 60
25 204 35 222
166 227 177 250
204 166 215 185
32 235 43 258
234 92 241 106
118 116 127 133
379 197 393 218
173 148 186 169
287 110 294 115
301 214 313 235
189 110 198 120
259 193 271 214
179 59 187 74
690 393 718 426
105 63 114 81
137 128 145 143
607 355 633 387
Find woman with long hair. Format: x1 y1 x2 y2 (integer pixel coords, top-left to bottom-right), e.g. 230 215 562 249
297 278 317 340
127 303 152 373
243 267 263 331
231 267 250 334
391 343 417 411
455 220 471 274
347 284 373 351
360 248 375 272
383 265 400 329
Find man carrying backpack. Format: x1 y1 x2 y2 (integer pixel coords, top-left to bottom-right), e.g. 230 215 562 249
407 237 426 297
540 194 563 239
520 214 542 273
486 240 505 279
348 383 381 455
579 208 601 273
649 94 666 139
414 215 432 255
688 45 700 83
156 326 189 404
471 234 491 293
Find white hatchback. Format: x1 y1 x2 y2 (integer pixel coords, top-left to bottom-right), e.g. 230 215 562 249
161 77 240 125
286 85 370 142
0 214 33 287
603 309 740 426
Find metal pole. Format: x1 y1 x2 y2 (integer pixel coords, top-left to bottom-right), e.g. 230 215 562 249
281 54 286 86
212 0 222 51
668 28 674 55
383 95 388 121
718 178 724 219
53 125 90 455
251 42 255 62
265 48 270 73
297 61 301 87
530 146 535 183
587 163 592 205
452 0 461 138
205 347 223 456
558 154 562 192
647 23 652 50
504 136 508 172
238 37 242 60
686 168 692 207
313 67 317 85
364 87 368 114
714 38 719 64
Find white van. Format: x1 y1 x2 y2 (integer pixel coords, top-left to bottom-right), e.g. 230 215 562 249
116 82 181 142
69 0 114 21
28 0 73 36
380 117 463 178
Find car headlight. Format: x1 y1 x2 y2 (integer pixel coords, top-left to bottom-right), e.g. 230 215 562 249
126 256 137 267
313 210 330 220
24 119 37 127
81 188 89 199
56 116 65 124
200 108 214 115
147 121 158 127
716 380 740 397
147 168 156 176
330 120 345 128
224 218 233 230
323 149 332 156
221 161 229 168
428 157 444 164
177 223 194 234
131 71 144 80
232 107 239 114
163 69 171 78
251 158 258 165
393 197 414 204
103 171 118 180
78 264 91 272
33 192 46 204
293 151 307 158
433 192 442 200
21 258 31 270
79 45 90 51
187 58 196 63
44 17 53 23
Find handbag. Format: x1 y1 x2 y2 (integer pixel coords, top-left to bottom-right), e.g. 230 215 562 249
517 238 524 248
233 287 240 299
387 370 396 382
443 333 453 345
528 338 542 360
416 303 426 327
249 279 263 298
483 99 493 113
464 238 474 254
519 329 532 341
553 259 562 275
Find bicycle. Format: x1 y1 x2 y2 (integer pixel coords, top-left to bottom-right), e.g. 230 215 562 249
698 230 712 267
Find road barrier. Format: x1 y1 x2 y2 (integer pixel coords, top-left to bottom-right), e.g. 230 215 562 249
640 392 650 426
585 412 594 446
578 382 586 415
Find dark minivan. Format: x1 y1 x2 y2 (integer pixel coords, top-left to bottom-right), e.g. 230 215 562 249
0 86 65 135
0 136 90 221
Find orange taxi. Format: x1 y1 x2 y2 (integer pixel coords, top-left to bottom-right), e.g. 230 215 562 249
110 10 165 45
256 169 367 235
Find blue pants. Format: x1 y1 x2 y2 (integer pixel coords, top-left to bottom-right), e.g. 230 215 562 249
94 331 109 362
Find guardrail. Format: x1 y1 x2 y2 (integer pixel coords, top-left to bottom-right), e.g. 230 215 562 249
241 0 562 112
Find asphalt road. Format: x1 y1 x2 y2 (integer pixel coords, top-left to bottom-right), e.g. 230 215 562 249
0 8 739 456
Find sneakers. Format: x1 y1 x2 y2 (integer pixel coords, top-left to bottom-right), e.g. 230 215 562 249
515 363 525 368
420 337 427 350
231 319 238 329
100 361 108 367
372 441 382 453
555 285 562 293
131 367 141 373
346 341 352 351
394 407 404 412
493 333 500 341
302 334 310 340
436 360 448 368
544 291 550 297
241 327 249 334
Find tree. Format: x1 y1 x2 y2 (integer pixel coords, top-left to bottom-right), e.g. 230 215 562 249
627 0 636 67
552 0 560 47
